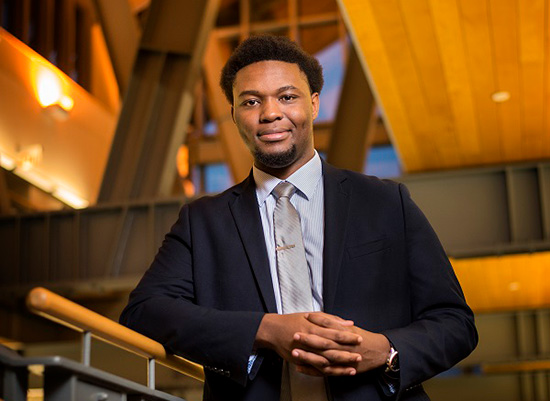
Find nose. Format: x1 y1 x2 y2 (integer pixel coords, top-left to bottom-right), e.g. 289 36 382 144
260 98 283 122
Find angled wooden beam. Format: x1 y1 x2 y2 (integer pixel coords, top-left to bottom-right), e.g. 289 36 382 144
203 34 253 183
326 45 375 172
33 0 55 60
98 0 220 202
56 0 76 75
91 0 140 95
0 167 11 215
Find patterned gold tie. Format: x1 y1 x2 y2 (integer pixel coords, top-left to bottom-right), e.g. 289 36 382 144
273 182 328 401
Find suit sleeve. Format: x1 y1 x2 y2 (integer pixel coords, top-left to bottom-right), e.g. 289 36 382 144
381 183 478 395
119 204 265 387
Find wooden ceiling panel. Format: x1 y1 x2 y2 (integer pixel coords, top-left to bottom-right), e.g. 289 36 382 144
460 0 501 164
338 0 422 169
400 0 460 168
489 0 523 161
370 0 443 168
518 0 546 158
338 0 550 172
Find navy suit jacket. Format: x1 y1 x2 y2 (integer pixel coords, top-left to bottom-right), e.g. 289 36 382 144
120 162 477 400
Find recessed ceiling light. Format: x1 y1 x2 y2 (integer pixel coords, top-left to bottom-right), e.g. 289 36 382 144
491 91 511 103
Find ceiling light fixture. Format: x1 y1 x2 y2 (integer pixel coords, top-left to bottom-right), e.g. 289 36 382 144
491 91 511 103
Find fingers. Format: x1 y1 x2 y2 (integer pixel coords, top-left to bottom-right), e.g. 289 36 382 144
293 347 361 365
292 349 359 376
293 333 354 351
306 312 355 328
295 327 362 346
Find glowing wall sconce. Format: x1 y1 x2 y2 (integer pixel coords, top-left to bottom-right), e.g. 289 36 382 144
1 147 88 209
34 65 74 120
0 153 16 170
16 144 43 171
53 186 89 209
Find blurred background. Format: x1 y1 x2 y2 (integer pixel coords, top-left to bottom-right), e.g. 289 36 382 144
0 0 549 400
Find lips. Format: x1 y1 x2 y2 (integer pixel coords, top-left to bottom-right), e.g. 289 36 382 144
257 128 291 142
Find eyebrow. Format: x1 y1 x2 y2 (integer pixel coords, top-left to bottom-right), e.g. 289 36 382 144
237 85 301 99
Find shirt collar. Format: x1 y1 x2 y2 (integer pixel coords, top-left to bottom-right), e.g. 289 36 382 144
253 151 323 206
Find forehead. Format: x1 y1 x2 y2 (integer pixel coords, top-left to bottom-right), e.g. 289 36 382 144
233 60 309 93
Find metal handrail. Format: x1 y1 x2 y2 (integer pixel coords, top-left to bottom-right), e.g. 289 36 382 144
26 287 205 386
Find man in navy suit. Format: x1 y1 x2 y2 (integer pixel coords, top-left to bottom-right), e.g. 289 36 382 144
121 35 477 400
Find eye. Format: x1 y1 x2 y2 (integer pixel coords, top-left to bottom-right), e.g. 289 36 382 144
242 99 259 107
280 94 297 102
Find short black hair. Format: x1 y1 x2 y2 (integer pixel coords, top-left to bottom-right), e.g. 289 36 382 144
220 35 324 104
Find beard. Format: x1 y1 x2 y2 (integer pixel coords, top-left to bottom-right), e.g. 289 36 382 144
253 145 297 169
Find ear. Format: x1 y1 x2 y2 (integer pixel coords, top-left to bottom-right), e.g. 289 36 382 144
231 105 236 123
311 92 320 120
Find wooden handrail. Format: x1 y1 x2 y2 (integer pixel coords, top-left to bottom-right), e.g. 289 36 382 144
482 360 550 374
26 287 205 382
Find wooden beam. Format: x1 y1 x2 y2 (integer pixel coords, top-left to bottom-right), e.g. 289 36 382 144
75 0 93 90
203 34 253 183
188 124 330 166
13 0 31 43
239 0 250 41
326 45 374 172
56 0 76 75
91 0 140 94
0 167 11 215
288 0 299 42
33 0 55 60
98 0 220 202
215 12 340 39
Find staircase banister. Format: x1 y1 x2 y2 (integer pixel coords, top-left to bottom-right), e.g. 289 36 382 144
26 286 205 382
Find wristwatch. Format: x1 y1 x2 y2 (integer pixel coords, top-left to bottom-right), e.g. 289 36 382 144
385 345 399 373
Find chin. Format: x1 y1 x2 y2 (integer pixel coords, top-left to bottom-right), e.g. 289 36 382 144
254 146 297 169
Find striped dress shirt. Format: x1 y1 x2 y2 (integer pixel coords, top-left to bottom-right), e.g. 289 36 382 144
253 151 325 313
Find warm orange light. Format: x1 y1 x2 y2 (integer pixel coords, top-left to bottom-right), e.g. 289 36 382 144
59 95 74 111
177 145 190 178
52 186 89 209
34 65 74 112
16 144 43 171
36 67 62 107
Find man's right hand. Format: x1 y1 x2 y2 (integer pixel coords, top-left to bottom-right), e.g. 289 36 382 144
254 312 363 375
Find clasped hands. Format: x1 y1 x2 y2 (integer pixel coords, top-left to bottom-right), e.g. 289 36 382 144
255 312 390 377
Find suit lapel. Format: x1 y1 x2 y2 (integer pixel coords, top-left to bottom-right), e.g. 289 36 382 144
229 174 278 313
322 162 351 313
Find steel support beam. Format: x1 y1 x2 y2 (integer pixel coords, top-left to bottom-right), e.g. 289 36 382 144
399 162 550 257
4 161 550 290
98 0 220 202
326 45 375 172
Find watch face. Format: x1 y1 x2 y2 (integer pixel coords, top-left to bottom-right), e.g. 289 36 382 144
390 353 399 371
387 348 399 372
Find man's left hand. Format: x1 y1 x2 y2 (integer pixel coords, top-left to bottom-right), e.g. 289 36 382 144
291 312 390 377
